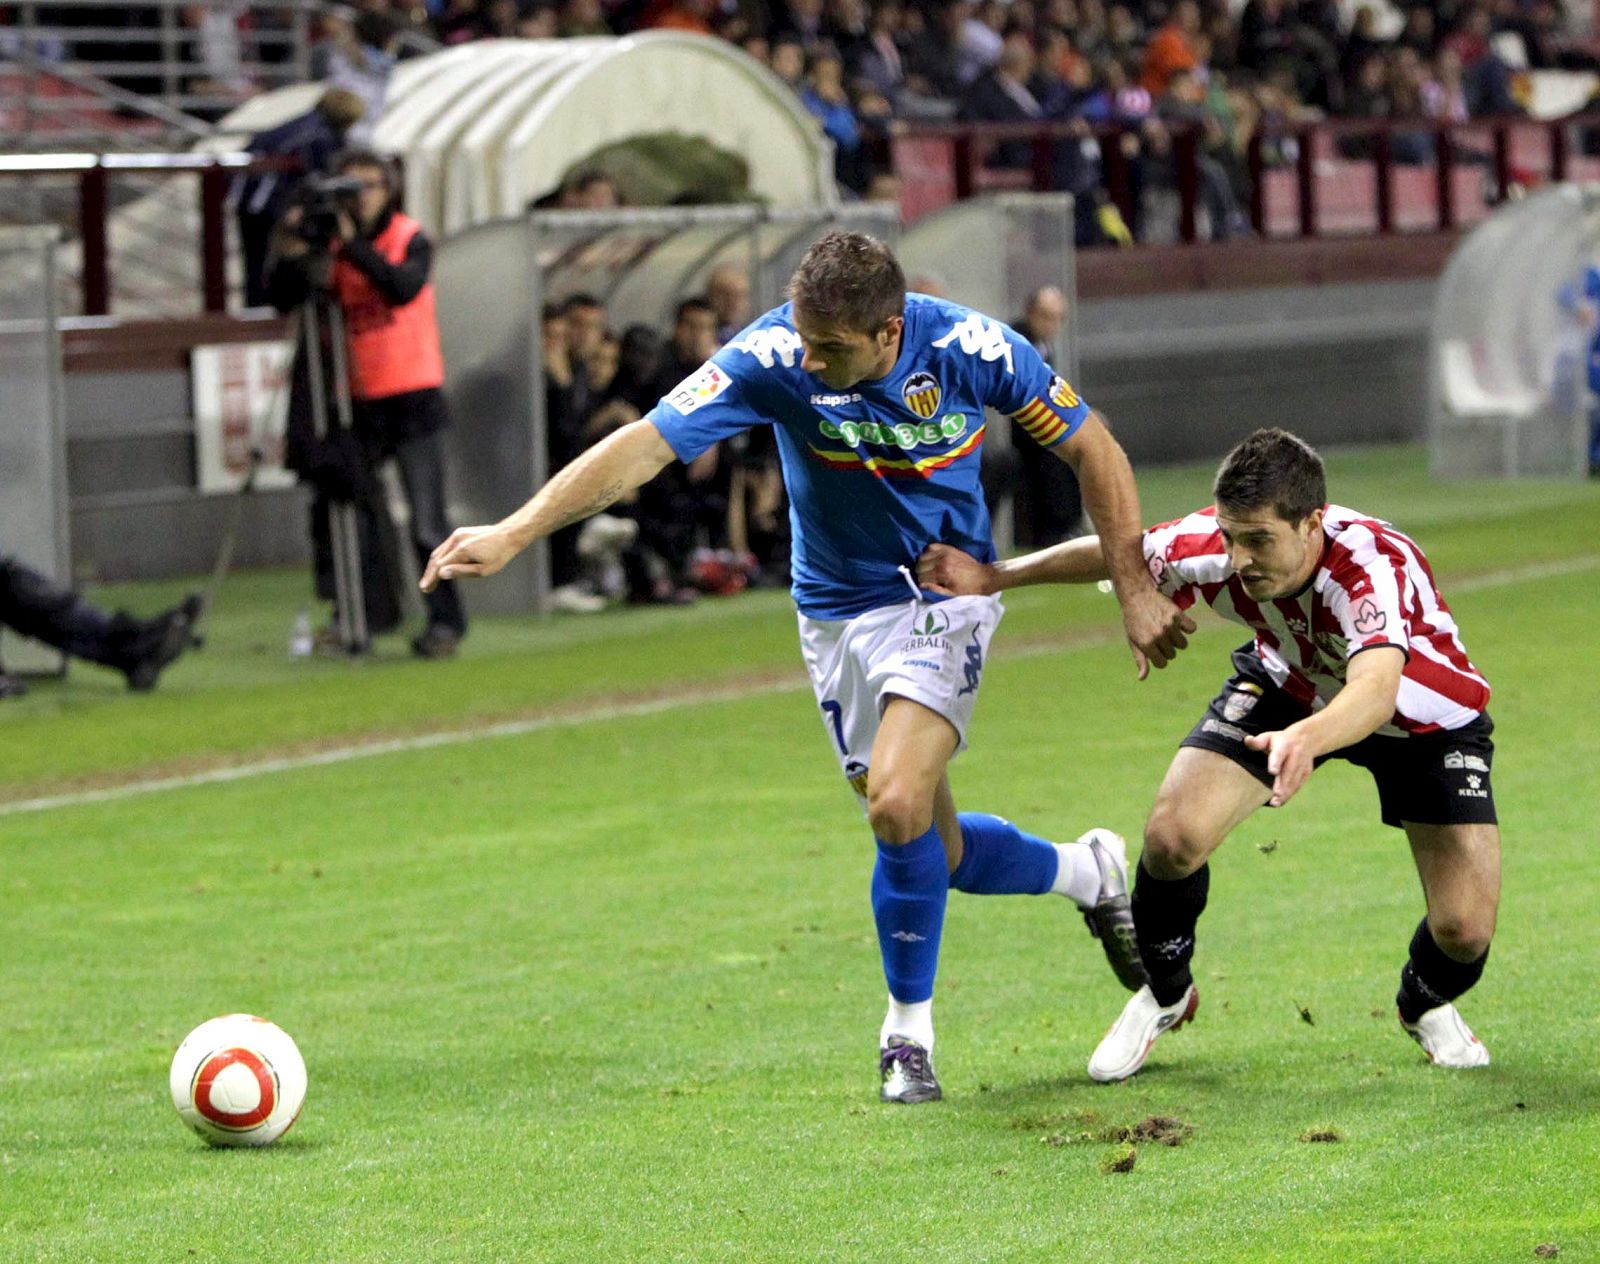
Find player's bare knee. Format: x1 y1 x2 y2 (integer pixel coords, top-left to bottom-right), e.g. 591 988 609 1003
866 781 931 845
1141 808 1209 879
1429 913 1495 962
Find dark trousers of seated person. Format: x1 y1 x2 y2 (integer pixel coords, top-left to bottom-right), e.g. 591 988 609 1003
1 556 139 666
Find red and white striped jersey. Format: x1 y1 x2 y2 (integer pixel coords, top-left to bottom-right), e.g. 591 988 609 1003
1143 504 1491 735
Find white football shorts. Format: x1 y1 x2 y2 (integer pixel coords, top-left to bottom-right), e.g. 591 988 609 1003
797 594 1004 801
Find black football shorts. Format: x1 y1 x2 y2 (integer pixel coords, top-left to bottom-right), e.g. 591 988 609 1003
1180 644 1498 830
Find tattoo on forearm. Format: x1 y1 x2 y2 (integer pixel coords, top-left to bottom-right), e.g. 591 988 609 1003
554 480 625 531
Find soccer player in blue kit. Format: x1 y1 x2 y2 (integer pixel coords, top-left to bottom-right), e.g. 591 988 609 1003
422 232 1193 1103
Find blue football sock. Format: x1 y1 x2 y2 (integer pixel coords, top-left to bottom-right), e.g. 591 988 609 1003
871 825 949 1004
948 812 1060 895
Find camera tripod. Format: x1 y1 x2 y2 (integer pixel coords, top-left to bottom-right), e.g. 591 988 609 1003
299 289 369 654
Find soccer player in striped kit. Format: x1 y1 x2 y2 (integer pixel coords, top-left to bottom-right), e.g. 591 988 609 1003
919 428 1501 1078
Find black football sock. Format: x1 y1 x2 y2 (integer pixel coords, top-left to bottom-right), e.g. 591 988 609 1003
1130 860 1210 1007
1396 918 1489 1024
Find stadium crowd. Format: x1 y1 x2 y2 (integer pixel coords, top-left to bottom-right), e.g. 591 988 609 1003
14 0 1587 243
286 0 1573 242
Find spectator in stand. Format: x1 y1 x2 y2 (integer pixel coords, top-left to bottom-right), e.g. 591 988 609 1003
957 31 1042 150
1397 7 1437 59
777 0 828 49
902 0 968 102
1425 47 1471 123
560 0 613 36
236 88 365 308
1010 285 1083 545
956 0 1006 86
1157 66 1250 237
706 263 753 343
801 47 869 193
1237 0 1298 79
543 293 612 608
1140 0 1200 96
560 169 622 208
437 0 486 43
770 35 806 91
321 10 401 144
644 0 716 35
1443 5 1523 115
850 1 908 106
517 3 561 37
1104 5 1145 62
1341 7 1388 96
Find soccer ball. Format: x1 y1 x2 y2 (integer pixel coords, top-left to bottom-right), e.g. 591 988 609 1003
169 1014 307 1147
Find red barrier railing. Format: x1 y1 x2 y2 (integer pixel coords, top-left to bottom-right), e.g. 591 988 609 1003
891 112 1600 241
0 151 289 317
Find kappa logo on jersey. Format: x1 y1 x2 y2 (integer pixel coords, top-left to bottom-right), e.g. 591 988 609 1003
731 326 803 369
810 391 863 406
666 363 732 415
1049 375 1079 409
901 371 942 418
931 313 1015 374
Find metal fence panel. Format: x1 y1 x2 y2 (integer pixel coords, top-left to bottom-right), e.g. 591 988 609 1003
0 225 69 674
1429 183 1595 479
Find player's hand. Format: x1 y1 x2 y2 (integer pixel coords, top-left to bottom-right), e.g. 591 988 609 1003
1245 725 1316 807
420 525 519 591
1120 584 1197 680
916 543 995 596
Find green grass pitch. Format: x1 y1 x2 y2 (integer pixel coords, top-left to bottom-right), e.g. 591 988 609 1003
2 447 1597 1262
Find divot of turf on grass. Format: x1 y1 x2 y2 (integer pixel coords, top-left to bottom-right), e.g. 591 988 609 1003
1299 1128 1343 1143
1101 1146 1137 1174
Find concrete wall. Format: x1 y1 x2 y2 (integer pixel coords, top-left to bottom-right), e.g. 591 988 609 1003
1076 279 1436 463
63 365 308 584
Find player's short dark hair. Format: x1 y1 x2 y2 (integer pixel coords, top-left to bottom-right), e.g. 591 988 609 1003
1213 428 1327 523
561 292 603 314
675 296 715 324
787 230 905 334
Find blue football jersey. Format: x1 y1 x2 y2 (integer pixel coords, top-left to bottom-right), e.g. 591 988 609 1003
645 292 1090 619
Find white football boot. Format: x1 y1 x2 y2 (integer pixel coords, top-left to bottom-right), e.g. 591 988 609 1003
1087 983 1199 1083
1400 1003 1491 1068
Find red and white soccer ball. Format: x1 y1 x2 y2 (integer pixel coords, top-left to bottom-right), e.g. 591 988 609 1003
169 1014 307 1147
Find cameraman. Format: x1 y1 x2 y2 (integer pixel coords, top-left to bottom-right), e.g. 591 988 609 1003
265 148 468 659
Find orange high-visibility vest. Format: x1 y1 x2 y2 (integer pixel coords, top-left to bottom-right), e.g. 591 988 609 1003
332 212 445 401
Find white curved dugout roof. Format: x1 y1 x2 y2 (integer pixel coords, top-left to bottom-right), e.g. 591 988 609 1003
211 34 836 236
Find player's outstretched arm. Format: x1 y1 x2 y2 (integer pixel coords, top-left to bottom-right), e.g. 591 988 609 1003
420 419 676 591
917 537 1111 596
1055 414 1196 679
1245 646 1405 806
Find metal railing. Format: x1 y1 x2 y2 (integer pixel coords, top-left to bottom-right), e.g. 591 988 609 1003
1245 112 1600 237
890 113 1600 243
0 151 276 316
0 0 437 143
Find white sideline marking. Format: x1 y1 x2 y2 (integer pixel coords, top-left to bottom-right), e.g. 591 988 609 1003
3 554 1595 819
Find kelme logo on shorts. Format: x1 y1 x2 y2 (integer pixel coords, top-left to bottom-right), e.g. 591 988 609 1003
901 371 941 418
819 413 968 451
